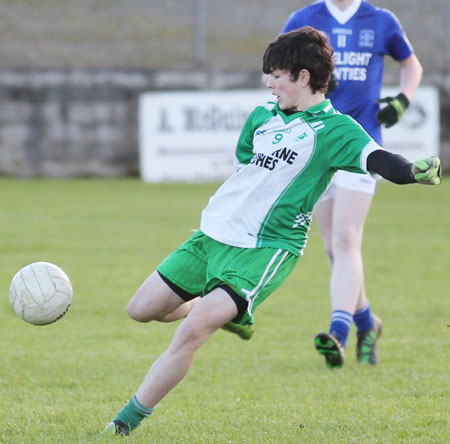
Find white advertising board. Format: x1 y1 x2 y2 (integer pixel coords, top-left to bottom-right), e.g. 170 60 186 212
139 90 272 182
139 87 439 182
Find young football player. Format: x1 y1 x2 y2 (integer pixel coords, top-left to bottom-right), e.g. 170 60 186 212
104 27 439 436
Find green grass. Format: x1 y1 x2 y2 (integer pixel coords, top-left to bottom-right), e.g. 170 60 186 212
0 178 449 444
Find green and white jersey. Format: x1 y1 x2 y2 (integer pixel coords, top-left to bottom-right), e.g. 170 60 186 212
200 99 380 256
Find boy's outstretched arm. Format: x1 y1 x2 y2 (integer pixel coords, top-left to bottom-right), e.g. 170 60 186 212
366 150 441 185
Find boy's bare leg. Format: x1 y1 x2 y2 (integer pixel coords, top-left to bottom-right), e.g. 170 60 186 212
127 271 191 322
136 287 238 407
104 287 238 435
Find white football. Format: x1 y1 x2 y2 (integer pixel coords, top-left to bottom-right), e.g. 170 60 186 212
9 262 73 325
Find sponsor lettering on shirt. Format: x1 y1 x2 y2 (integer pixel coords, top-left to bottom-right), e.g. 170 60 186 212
330 26 374 82
333 51 373 82
250 147 298 171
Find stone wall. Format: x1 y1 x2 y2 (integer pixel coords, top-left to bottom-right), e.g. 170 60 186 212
0 71 146 177
0 69 449 178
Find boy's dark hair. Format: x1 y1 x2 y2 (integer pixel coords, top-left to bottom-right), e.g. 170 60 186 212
263 26 335 94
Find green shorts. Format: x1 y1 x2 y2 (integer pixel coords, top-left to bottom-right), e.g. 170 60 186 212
157 230 298 325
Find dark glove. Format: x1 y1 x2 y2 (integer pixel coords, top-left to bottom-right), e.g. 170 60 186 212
376 93 409 128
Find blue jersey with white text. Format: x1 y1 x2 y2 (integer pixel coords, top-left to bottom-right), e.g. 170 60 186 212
282 0 413 144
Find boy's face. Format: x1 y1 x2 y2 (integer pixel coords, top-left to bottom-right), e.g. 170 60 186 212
265 69 303 111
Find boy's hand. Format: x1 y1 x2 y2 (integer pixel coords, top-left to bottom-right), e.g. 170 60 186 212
412 156 442 185
377 93 409 128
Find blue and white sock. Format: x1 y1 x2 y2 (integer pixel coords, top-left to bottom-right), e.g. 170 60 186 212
329 310 353 348
353 302 374 332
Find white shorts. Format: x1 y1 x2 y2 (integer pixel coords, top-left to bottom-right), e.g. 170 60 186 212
318 170 377 203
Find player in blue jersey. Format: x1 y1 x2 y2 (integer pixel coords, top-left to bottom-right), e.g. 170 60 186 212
282 0 423 367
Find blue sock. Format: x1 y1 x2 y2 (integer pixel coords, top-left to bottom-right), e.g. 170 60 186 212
353 302 374 332
114 394 154 433
329 310 352 348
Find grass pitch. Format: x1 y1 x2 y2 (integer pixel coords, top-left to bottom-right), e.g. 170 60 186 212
0 178 449 444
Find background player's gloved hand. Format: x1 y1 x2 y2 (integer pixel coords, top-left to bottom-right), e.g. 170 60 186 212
411 156 441 185
377 93 409 128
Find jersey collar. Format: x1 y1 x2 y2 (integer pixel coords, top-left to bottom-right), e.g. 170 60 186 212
324 0 362 24
275 99 333 121
303 99 334 115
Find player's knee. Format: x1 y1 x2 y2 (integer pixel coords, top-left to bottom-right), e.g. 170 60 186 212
126 295 162 323
126 299 149 322
171 320 206 352
333 231 360 252
127 293 178 323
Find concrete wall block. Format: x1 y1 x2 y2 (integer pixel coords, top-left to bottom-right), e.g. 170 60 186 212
0 124 29 152
0 102 33 123
68 102 129 124
45 119 66 144
41 103 64 123
70 102 107 124
0 126 28 173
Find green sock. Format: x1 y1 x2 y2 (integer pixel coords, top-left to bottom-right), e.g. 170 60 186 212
114 395 154 433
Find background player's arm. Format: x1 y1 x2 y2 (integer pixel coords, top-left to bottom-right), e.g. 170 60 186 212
399 53 423 102
377 54 423 128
